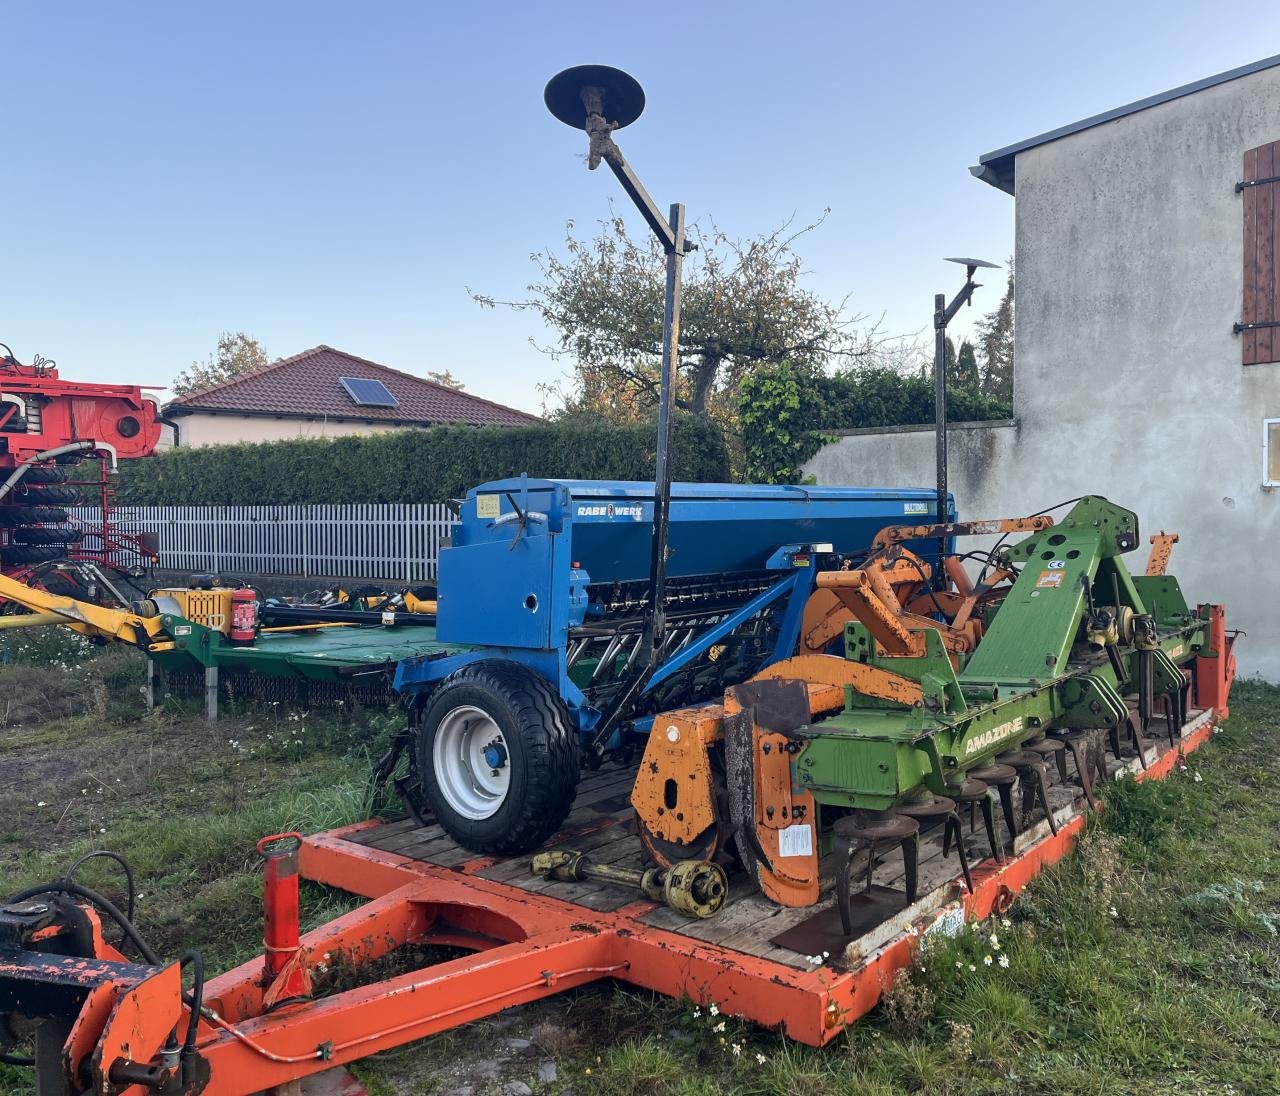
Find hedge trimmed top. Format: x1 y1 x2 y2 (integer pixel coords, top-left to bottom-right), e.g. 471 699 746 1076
116 417 730 506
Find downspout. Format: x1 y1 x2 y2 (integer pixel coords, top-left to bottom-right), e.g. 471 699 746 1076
158 416 182 448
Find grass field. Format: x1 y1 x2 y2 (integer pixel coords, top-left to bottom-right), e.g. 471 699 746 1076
1 633 1277 1095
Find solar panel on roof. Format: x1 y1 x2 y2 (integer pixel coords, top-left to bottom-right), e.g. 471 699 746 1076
340 376 399 408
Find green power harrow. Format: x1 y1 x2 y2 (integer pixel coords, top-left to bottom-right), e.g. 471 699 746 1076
632 496 1237 931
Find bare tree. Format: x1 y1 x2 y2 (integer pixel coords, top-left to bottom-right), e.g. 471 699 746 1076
473 212 878 420
425 369 465 391
173 332 269 397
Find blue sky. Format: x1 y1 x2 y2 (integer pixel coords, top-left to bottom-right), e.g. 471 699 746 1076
3 2 1275 414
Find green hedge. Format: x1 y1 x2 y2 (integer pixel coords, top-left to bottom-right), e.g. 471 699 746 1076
739 364 1013 483
813 368 1011 430
116 416 729 505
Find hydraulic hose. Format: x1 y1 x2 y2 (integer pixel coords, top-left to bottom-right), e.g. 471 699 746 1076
0 441 96 503
178 951 204 1053
4 880 160 965
62 849 137 923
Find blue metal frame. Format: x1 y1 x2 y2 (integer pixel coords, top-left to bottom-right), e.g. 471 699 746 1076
392 477 956 747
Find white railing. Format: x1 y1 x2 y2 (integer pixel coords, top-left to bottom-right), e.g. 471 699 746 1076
67 504 457 582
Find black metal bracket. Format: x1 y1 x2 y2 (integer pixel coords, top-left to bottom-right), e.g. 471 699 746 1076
1233 319 1280 335
1236 175 1280 193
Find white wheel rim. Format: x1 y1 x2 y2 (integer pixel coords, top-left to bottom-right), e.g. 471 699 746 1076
432 704 511 820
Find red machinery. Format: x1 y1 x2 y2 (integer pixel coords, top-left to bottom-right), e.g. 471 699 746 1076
0 344 163 599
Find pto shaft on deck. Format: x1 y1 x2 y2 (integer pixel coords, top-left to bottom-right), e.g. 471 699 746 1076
531 850 727 918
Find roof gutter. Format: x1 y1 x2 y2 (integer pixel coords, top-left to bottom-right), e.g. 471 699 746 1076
968 162 1012 194
157 406 533 428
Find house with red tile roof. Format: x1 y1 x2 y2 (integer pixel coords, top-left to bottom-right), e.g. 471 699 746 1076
162 345 539 447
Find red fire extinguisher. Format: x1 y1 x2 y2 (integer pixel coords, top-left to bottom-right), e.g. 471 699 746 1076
230 587 260 645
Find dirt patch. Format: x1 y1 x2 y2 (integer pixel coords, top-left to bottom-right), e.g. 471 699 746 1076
313 942 471 997
0 663 107 728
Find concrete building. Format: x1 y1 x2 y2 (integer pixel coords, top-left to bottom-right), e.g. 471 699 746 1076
164 345 539 447
805 55 1280 680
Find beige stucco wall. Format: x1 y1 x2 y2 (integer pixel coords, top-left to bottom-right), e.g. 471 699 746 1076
173 413 412 447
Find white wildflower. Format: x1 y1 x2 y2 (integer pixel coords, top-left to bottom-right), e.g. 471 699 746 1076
755 1052 767 1065
989 934 999 949
1193 771 1203 783
730 1043 741 1057
1000 917 1012 929
983 954 993 966
713 1021 726 1033
998 954 1010 969
968 964 976 972
709 1004 719 1017
1109 906 1119 918
36 801 46 807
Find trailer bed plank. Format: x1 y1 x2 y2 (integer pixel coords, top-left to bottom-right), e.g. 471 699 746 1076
364 709 1211 964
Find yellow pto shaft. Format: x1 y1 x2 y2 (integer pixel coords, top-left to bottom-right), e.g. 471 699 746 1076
0 611 68 630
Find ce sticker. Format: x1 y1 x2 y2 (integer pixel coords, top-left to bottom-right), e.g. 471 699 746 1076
1047 560 1066 569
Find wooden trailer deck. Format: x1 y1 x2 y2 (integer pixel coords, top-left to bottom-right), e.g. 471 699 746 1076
341 705 1216 973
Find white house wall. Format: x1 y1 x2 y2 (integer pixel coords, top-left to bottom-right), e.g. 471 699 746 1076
175 413 411 447
804 64 1280 680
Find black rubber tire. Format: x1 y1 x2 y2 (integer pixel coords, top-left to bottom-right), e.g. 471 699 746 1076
0 506 70 526
18 466 68 485
11 526 83 545
15 484 82 506
40 573 81 598
1 545 65 566
416 660 580 856
54 451 83 466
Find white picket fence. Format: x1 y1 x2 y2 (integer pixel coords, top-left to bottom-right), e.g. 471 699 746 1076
67 504 457 582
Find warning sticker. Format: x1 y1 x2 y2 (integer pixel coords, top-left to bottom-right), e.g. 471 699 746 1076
476 494 501 518
1035 571 1064 588
778 823 814 858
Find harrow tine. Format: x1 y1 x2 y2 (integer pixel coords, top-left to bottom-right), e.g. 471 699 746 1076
979 794 1001 862
1032 763 1058 835
833 813 921 934
1107 722 1124 762
1161 695 1178 748
1054 730 1103 811
903 832 919 904
1126 713 1149 771
999 751 1059 837
969 764 1019 852
942 810 974 894
1092 729 1110 789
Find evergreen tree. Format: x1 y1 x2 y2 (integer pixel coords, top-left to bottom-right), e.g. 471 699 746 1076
952 339 980 394
976 261 1014 402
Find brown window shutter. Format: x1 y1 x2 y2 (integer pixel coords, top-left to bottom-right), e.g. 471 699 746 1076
1242 139 1280 365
